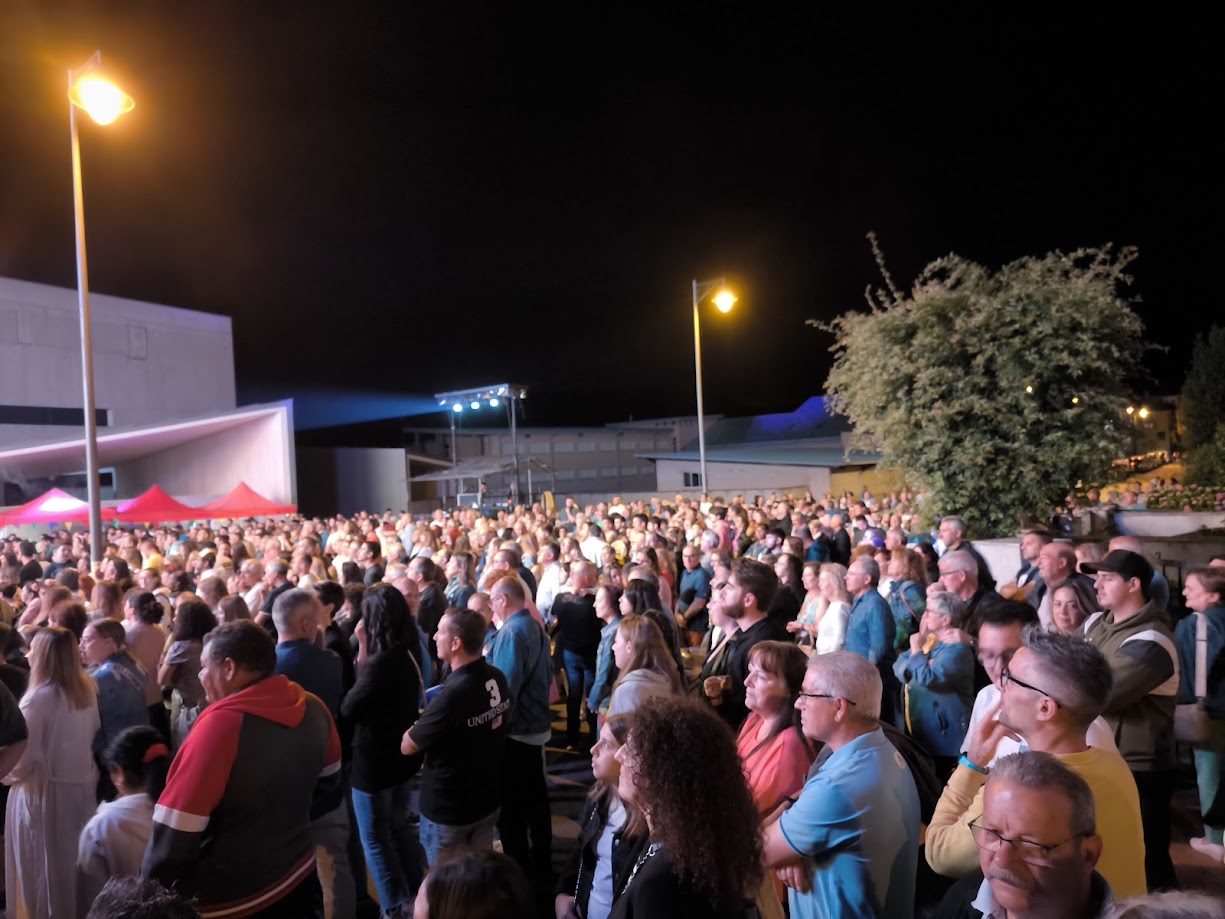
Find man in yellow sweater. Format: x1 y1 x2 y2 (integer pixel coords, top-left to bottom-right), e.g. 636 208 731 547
926 627 1147 898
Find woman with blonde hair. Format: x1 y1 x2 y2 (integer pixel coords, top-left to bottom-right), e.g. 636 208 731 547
607 614 682 718
5 627 100 919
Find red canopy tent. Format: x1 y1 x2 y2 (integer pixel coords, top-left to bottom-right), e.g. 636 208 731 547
198 482 297 518
0 485 98 529
0 487 106 526
112 485 201 524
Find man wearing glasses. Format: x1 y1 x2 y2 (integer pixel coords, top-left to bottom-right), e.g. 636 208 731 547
761 651 920 918
926 627 1147 898
675 543 712 645
943 751 1111 918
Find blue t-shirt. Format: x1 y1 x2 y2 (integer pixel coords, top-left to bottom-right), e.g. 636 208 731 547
779 728 920 919
677 565 713 632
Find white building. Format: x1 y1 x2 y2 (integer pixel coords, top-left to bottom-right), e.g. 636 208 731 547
0 276 295 509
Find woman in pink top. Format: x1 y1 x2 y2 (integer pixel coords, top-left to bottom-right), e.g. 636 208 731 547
737 640 816 818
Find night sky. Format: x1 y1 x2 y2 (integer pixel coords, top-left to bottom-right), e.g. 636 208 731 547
1 5 1218 430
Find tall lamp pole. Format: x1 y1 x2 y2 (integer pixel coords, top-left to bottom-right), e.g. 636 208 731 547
67 52 134 566
691 278 736 494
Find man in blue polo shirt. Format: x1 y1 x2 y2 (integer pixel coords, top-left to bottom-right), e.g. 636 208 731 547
763 651 920 919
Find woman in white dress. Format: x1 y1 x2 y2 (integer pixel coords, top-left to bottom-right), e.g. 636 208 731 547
77 724 169 914
4 626 100 919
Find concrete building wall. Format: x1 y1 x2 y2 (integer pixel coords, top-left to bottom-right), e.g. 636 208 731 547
0 276 235 445
299 448 410 517
654 459 832 496
117 411 296 506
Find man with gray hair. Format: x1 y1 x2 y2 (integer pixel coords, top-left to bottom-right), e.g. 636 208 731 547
937 515 996 592
941 751 1110 918
892 590 976 779
927 628 1147 899
272 588 351 919
935 550 1003 637
763 651 921 918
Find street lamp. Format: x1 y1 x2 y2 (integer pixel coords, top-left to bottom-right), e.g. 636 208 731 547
691 278 736 493
68 52 134 567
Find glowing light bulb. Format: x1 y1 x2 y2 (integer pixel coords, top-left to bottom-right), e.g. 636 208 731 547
69 74 134 125
713 289 736 313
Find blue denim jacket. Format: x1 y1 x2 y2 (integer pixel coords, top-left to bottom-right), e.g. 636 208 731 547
892 640 975 757
845 590 893 665
588 618 621 712
91 651 151 759
487 610 552 737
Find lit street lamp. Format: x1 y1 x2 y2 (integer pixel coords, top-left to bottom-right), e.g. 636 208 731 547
691 278 736 493
68 52 134 567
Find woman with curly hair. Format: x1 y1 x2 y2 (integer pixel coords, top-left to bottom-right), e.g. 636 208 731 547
612 696 763 917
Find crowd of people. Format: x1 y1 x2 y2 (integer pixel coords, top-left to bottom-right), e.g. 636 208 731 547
0 487 1224 918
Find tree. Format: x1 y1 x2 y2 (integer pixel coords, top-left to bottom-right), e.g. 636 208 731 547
1185 424 1225 488
1180 324 1225 449
819 240 1146 537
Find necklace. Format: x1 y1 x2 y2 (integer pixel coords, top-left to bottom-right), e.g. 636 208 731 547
620 842 661 896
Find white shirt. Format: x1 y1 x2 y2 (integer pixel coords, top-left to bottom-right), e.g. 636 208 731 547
816 601 851 655
77 793 155 912
587 798 625 919
961 682 1119 763
536 561 565 621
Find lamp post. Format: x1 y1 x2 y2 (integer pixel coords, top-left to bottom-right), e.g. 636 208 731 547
68 52 134 567
691 278 736 494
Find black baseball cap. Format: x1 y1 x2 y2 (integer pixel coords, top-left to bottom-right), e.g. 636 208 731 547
1082 549 1154 590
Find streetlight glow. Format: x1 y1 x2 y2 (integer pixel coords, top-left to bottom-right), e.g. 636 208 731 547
69 73 134 126
713 289 737 313
1138 407 1150 419
1126 406 1135 415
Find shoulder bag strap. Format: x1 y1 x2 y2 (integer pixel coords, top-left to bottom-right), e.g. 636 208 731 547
407 646 426 709
1195 612 1209 702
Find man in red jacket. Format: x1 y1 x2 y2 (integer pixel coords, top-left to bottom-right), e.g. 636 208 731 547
143 620 342 918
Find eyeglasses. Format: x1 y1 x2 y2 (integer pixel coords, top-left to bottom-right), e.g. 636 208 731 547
1001 666 1063 707
969 820 1090 866
797 692 855 706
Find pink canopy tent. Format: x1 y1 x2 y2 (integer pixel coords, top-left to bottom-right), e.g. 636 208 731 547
198 482 297 518
112 485 201 524
0 487 107 526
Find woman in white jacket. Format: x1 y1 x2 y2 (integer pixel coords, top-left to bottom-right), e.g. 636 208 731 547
606 614 682 718
77 725 170 914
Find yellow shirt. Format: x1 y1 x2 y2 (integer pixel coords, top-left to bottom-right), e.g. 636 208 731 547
926 745 1147 899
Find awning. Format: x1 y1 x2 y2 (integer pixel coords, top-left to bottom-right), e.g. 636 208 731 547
198 481 297 517
411 456 553 482
0 487 111 526
113 485 200 524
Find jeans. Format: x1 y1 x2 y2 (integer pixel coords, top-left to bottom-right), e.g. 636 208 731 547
562 649 598 744
498 739 552 880
419 808 500 866
1194 719 1225 844
312 802 356 919
1133 769 1177 891
351 781 423 911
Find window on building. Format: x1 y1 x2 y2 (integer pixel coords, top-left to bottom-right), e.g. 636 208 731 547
684 471 704 487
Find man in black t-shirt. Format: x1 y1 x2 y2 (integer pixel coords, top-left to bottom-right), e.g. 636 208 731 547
401 606 510 867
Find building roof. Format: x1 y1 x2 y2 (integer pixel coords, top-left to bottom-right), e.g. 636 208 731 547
639 442 880 468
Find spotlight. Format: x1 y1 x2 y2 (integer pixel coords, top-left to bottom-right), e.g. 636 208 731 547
489 397 500 408
471 401 480 410
452 404 463 413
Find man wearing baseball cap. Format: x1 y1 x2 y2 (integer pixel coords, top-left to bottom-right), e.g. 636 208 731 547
1080 548 1178 891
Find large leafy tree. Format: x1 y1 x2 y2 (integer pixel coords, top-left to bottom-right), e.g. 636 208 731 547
1180 324 1225 449
820 241 1146 536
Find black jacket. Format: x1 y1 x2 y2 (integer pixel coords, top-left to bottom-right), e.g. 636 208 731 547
557 796 647 915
